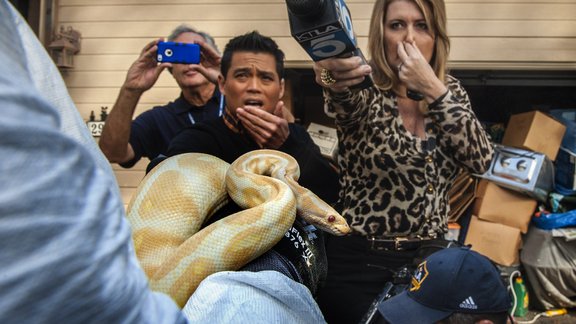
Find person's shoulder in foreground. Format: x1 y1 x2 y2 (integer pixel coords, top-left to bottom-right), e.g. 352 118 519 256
378 247 511 324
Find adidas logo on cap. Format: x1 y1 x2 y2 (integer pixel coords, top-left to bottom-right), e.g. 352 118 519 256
377 248 512 323
459 296 478 310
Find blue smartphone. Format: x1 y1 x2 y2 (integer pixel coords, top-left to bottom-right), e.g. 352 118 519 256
156 41 201 64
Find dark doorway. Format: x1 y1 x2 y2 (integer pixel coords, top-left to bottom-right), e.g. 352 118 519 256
8 0 53 44
286 68 576 128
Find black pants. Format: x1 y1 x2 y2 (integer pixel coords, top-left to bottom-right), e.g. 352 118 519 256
316 235 451 324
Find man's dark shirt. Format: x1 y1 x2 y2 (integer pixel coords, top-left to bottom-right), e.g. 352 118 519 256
121 90 223 168
166 117 339 205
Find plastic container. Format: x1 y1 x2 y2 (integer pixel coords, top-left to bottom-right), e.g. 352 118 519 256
549 109 576 151
555 148 576 190
513 277 529 317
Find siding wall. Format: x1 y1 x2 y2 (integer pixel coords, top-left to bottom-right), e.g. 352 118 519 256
55 0 576 207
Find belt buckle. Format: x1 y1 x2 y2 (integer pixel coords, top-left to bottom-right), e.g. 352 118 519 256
369 237 377 250
394 236 409 251
369 236 389 251
369 236 408 251
369 235 436 251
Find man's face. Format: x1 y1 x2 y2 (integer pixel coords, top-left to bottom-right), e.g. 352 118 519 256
169 32 211 89
219 51 284 117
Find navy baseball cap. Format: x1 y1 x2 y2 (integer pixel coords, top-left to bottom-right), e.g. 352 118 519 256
378 247 511 324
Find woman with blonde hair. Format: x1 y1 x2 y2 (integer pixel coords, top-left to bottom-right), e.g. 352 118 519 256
312 0 494 322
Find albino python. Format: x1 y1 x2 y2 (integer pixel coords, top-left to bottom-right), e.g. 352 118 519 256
126 149 350 307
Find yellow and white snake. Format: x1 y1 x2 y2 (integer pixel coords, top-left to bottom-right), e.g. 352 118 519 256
126 149 350 307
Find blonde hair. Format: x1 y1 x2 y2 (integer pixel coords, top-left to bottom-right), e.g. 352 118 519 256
367 0 450 90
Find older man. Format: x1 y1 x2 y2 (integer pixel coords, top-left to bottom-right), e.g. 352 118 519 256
99 25 223 168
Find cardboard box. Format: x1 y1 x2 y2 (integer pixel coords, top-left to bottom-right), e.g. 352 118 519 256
473 179 537 233
448 171 477 222
464 216 522 266
502 110 566 161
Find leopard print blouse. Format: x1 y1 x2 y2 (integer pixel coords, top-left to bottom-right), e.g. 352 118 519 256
324 75 494 237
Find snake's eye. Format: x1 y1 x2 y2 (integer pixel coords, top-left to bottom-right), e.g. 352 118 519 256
328 215 336 223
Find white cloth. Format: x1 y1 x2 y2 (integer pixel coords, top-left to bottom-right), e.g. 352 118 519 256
184 271 326 323
0 3 185 323
0 2 325 323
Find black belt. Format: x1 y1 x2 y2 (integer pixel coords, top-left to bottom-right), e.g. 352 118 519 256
367 236 436 251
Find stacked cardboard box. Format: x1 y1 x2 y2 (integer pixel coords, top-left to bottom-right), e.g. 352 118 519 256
465 180 537 266
501 110 565 161
466 110 566 266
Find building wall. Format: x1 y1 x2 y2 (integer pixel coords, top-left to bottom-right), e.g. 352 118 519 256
54 0 576 207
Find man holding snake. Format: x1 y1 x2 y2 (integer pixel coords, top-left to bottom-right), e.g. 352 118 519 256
166 31 339 207
164 31 342 298
0 2 329 322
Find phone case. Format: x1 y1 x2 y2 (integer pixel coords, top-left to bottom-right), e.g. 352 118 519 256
157 41 201 64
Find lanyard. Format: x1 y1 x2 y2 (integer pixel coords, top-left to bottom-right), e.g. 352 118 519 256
187 93 225 125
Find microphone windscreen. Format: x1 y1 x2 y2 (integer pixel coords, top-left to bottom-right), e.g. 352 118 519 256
286 0 325 20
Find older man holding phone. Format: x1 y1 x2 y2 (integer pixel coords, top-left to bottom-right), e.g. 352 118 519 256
99 24 224 169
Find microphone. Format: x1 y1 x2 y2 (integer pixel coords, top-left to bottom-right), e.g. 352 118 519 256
285 0 373 90
407 89 424 101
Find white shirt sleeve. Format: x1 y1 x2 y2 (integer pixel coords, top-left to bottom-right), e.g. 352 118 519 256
0 3 327 323
0 2 185 323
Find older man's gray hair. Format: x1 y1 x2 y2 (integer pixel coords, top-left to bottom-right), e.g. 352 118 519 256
167 24 219 53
